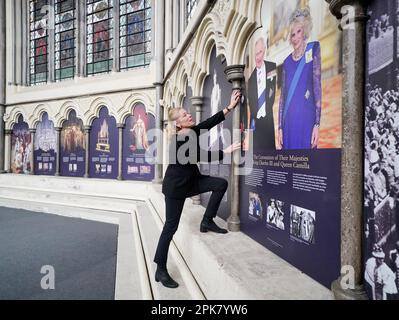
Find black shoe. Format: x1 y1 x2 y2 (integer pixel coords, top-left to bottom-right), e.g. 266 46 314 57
155 267 179 288
200 219 228 234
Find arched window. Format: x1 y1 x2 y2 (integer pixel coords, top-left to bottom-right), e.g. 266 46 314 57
119 0 152 70
87 0 114 75
55 0 76 81
29 0 49 85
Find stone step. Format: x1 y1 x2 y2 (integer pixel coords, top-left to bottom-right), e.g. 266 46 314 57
0 174 150 200
135 202 205 300
0 186 136 213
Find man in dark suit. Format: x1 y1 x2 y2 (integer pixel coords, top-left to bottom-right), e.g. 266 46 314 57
243 37 277 151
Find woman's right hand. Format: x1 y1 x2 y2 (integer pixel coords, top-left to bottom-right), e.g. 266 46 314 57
223 141 241 154
277 129 283 149
228 90 241 110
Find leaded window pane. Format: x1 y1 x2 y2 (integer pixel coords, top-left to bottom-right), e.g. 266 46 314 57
87 0 114 75
119 0 151 70
55 0 76 81
29 0 49 85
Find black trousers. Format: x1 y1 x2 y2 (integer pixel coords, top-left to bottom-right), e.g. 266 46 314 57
154 175 228 268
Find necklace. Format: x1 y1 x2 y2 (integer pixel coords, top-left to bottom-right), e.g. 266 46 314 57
292 42 307 61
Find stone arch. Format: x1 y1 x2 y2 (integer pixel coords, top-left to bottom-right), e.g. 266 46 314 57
225 0 262 65
55 101 83 128
163 79 173 110
5 107 29 130
174 58 190 100
192 16 221 96
118 92 154 124
86 97 117 126
30 104 54 129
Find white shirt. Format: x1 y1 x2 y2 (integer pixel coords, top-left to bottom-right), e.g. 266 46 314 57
394 153 399 178
256 63 266 119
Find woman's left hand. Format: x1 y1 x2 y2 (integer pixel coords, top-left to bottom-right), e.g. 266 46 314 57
223 141 241 154
311 126 319 148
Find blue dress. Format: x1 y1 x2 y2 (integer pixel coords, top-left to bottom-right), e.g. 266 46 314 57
278 41 322 150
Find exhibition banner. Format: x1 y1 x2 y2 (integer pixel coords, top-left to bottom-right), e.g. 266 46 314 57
34 113 56 176
200 47 233 220
89 107 118 179
122 103 155 181
60 110 86 177
239 1 342 287
11 117 32 174
364 0 399 300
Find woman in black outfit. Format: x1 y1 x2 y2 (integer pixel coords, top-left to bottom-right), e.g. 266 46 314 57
154 90 242 288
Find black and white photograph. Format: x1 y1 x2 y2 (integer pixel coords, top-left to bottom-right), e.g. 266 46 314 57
367 9 394 74
364 243 398 300
290 205 315 244
249 192 263 222
266 199 285 230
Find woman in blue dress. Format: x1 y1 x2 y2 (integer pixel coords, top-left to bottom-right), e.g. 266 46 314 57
278 7 322 150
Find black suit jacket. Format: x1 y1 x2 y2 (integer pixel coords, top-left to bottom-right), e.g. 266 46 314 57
245 61 277 151
162 111 225 199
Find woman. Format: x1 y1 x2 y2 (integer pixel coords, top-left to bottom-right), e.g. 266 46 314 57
278 7 321 150
154 90 241 288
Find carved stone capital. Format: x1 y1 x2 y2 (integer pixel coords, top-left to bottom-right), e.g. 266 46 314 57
190 96 204 107
326 0 369 22
224 65 245 89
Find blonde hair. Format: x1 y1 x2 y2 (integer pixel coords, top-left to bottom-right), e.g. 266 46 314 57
289 7 313 45
166 107 183 139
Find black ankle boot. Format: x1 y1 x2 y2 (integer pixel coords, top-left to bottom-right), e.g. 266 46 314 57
155 266 179 288
200 218 228 234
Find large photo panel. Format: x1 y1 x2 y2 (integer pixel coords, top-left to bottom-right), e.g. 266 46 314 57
60 110 86 177
200 47 233 220
239 0 342 288
34 112 57 176
364 0 399 301
89 106 119 179
122 103 155 181
11 116 32 174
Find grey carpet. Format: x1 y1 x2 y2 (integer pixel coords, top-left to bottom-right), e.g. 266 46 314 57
0 207 118 300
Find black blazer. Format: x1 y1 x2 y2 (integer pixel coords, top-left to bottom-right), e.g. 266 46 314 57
246 60 277 151
162 111 225 199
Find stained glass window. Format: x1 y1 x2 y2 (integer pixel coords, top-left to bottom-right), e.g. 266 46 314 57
119 0 151 70
55 0 76 81
186 0 199 25
29 0 49 85
87 0 114 75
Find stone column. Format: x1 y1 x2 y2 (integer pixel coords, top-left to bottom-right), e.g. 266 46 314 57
0 107 5 173
29 129 36 175
190 96 204 205
179 0 186 38
224 65 245 232
0 0 5 173
172 0 179 49
21 0 29 86
4 129 11 173
153 83 164 184
14 0 22 85
117 123 124 181
326 0 368 300
84 126 91 178
55 127 62 176
78 0 87 77
165 0 173 51
153 0 165 184
48 0 55 83
112 0 120 72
